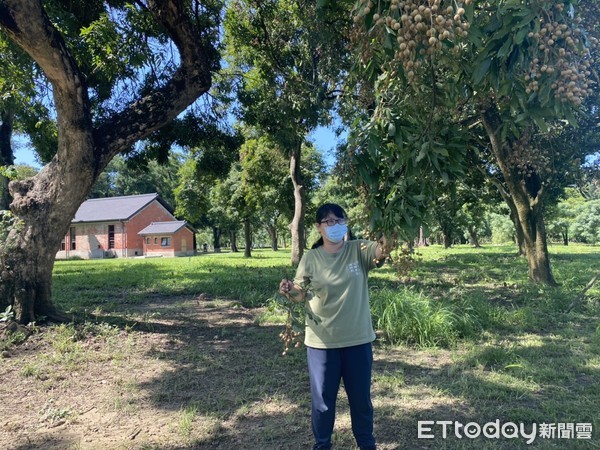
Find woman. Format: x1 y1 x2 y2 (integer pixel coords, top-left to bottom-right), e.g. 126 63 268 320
279 203 387 450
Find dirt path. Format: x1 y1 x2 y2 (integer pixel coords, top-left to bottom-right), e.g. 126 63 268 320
0 297 465 450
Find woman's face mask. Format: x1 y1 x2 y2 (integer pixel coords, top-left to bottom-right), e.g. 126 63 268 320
325 223 348 243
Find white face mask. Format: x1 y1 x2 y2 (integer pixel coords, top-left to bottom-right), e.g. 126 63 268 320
325 223 348 243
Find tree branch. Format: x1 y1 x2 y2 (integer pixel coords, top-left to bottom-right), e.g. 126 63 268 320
93 0 217 168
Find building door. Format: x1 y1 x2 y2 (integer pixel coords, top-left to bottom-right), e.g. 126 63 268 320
181 238 187 254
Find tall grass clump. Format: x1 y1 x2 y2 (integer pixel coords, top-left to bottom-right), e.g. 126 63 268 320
370 287 485 348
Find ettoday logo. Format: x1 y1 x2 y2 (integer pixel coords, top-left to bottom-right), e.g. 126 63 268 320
418 420 593 444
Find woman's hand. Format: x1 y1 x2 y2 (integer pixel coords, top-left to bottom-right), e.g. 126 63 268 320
279 279 293 295
279 279 305 302
375 234 395 264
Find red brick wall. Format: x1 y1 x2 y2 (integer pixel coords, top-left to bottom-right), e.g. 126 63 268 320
142 227 195 257
125 201 174 257
143 234 175 257
56 222 126 259
56 199 176 259
173 227 195 255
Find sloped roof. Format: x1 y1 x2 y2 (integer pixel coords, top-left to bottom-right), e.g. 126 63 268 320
72 193 172 222
138 221 189 235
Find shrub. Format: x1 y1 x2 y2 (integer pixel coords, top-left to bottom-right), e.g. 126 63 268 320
370 287 486 347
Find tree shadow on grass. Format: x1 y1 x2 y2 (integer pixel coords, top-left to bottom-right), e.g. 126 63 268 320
53 254 294 310
377 338 598 449
10 297 596 450
98 296 314 448
78 288 598 448
9 434 84 450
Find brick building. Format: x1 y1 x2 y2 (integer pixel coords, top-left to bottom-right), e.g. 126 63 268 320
56 193 196 259
138 221 196 258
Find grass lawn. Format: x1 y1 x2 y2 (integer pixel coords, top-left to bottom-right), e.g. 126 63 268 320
0 244 598 449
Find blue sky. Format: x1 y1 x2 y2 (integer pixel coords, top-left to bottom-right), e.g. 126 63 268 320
309 125 345 169
13 136 40 167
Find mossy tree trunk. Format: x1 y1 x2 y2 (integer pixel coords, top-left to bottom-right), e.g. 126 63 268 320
0 0 217 323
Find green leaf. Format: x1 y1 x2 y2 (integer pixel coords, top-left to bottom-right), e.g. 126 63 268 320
388 122 396 137
472 58 492 85
433 147 449 157
513 26 529 45
394 129 403 148
516 11 537 28
514 113 528 124
416 142 428 163
483 16 502 34
498 79 512 97
466 25 484 47
537 82 551 107
497 38 513 59
532 115 548 133
563 108 578 127
383 32 393 51
465 2 475 22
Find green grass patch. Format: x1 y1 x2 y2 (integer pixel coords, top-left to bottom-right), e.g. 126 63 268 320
52 245 600 348
36 243 600 448
53 250 290 311
370 287 484 347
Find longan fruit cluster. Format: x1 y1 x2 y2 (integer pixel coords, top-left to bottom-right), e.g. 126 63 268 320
354 0 471 81
505 131 554 179
523 3 596 106
391 243 420 277
279 325 301 356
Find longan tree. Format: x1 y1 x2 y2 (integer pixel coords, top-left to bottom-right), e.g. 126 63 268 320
223 0 353 265
347 0 598 284
0 0 222 323
238 133 294 251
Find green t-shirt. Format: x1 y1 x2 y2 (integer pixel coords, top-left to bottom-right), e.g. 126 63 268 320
294 239 379 349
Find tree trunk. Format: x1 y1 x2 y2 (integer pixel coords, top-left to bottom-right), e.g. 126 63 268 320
481 105 556 285
289 140 305 266
228 229 238 252
0 109 15 210
212 227 222 253
266 223 278 251
468 226 481 248
520 207 555 284
416 225 427 247
442 231 452 249
562 230 568 246
0 167 92 322
517 207 553 282
0 0 216 322
478 165 527 256
506 198 527 256
244 218 252 258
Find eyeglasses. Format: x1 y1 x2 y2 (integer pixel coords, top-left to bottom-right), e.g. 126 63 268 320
319 218 347 226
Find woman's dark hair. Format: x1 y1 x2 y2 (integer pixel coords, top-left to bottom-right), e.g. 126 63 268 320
315 203 346 223
311 203 354 249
